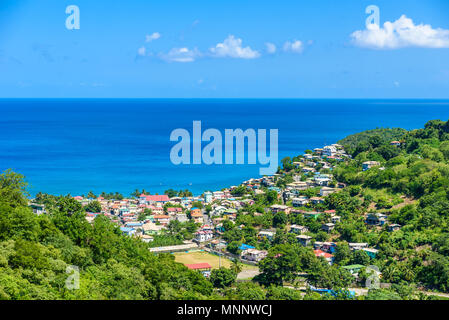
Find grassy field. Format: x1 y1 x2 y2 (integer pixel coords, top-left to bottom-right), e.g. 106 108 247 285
173 250 258 272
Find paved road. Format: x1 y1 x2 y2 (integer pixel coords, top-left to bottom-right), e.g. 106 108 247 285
237 269 260 280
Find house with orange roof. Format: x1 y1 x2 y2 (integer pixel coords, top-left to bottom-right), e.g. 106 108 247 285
153 215 170 225
314 249 334 265
190 208 204 224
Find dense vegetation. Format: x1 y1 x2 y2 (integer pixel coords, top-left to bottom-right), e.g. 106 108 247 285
332 120 449 293
0 171 216 299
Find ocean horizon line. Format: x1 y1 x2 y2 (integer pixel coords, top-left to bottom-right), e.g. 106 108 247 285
1 98 449 101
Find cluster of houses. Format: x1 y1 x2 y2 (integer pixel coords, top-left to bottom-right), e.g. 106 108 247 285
28 141 404 279
64 188 254 244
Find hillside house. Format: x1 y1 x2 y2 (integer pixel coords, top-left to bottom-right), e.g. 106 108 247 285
289 224 308 234
322 223 335 233
241 249 268 262
362 161 380 171
296 235 312 246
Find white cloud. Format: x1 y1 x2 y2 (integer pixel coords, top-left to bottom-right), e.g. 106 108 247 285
265 42 277 54
159 47 201 63
351 15 449 49
137 46 146 56
209 35 260 59
146 32 161 42
283 40 303 53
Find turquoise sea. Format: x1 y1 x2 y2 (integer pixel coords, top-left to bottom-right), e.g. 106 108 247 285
1 99 449 197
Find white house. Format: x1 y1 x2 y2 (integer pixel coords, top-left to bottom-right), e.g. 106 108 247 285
258 230 276 241
292 197 309 207
194 230 214 243
323 146 337 157
362 161 380 171
241 249 268 262
290 224 308 234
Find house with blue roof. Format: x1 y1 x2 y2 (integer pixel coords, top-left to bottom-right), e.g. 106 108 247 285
239 244 255 251
120 227 135 236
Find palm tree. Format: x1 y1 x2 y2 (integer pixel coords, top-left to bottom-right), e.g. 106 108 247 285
231 258 243 275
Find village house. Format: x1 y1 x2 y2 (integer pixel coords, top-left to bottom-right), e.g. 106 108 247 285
210 205 227 216
153 215 170 225
342 264 365 276
292 197 309 207
296 235 312 246
241 249 268 262
190 210 204 224
314 242 336 253
270 204 291 214
314 249 334 265
213 191 225 200
258 230 276 241
142 221 164 235
365 213 387 226
302 167 316 173
166 207 183 215
120 226 136 236
363 248 379 259
320 187 336 197
209 239 227 251
30 203 46 215
194 230 214 243
148 205 164 215
139 234 154 243
289 224 308 234
322 145 337 157
348 243 369 251
125 221 144 229
331 215 341 224
139 194 170 205
290 181 309 190
322 223 335 233
314 173 332 185
185 263 212 278
362 161 380 171
204 191 213 203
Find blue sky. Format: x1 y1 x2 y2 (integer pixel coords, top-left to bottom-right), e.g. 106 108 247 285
1 0 449 98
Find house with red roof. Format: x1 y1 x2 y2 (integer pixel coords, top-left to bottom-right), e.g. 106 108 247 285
314 249 334 265
139 194 170 205
166 207 183 215
185 263 212 277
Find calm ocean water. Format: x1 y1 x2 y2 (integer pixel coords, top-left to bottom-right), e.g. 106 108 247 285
1 99 449 197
